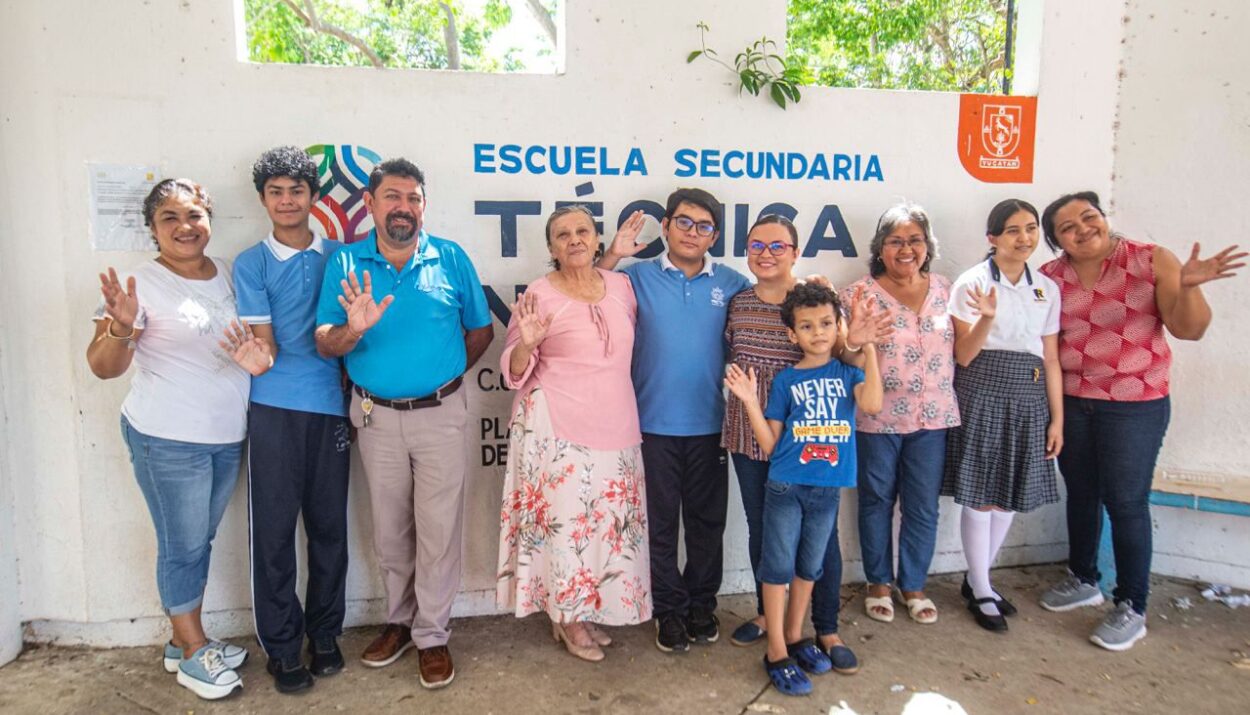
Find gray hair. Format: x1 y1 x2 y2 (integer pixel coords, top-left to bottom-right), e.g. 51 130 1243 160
544 204 601 270
868 202 938 277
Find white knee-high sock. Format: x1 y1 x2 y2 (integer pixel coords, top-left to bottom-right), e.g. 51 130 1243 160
960 507 999 616
988 510 1016 565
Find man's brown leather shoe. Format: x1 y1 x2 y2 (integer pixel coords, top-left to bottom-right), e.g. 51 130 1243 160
417 645 455 689
360 624 413 668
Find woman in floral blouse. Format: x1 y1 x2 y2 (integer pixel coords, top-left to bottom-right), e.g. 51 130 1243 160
841 203 960 626
496 206 651 662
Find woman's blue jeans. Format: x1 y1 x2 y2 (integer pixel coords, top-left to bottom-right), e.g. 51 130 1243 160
1059 396 1169 614
732 453 844 634
856 429 947 592
121 415 243 616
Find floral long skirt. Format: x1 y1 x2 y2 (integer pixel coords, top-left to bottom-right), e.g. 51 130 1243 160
496 389 652 625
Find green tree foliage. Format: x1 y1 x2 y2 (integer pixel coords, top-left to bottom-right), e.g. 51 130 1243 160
787 0 1011 93
244 0 536 72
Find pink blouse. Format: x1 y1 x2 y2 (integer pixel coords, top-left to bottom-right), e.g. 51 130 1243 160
841 275 960 434
501 269 641 451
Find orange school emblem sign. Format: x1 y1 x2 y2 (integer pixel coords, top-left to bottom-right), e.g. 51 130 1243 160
957 94 1037 183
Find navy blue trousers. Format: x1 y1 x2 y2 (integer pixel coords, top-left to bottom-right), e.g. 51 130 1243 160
248 403 351 660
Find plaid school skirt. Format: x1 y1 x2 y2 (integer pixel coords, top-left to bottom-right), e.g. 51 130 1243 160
941 349 1059 512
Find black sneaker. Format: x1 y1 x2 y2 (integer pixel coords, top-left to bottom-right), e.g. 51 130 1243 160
308 636 345 677
267 655 314 694
686 607 720 644
655 615 690 653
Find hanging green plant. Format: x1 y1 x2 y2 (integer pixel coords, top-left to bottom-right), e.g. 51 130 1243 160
687 22 811 109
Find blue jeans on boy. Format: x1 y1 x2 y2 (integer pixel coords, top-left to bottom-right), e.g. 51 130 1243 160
735 454 845 633
856 429 947 592
758 481 841 585
1059 396 1169 615
121 415 243 616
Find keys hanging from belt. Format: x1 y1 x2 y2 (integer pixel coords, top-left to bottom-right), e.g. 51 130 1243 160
361 396 374 427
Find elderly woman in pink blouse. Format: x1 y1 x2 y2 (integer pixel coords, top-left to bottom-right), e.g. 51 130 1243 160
496 206 650 663
841 203 959 626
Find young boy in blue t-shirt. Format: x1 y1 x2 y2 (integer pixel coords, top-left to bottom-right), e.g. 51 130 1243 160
724 282 882 696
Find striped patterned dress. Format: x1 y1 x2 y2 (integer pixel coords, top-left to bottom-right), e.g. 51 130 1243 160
721 288 803 460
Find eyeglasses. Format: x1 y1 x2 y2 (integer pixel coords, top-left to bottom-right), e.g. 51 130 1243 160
747 240 795 256
671 215 716 237
882 237 927 251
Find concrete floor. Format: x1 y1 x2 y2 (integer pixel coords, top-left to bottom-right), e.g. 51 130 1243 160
1 565 1248 714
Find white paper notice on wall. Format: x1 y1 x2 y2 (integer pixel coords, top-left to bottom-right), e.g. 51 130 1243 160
87 163 158 251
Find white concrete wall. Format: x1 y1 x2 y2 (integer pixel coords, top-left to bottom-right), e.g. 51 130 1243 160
0 0 1165 648
1112 0 1250 589
0 344 19 664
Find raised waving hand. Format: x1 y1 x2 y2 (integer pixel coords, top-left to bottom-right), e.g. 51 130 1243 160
338 270 394 336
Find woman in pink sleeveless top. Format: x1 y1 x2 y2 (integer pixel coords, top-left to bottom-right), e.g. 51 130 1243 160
1036 191 1244 652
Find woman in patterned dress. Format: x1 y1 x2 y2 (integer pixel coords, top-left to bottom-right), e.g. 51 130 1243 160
1036 191 1244 651
496 206 651 662
722 215 888 672
841 203 960 626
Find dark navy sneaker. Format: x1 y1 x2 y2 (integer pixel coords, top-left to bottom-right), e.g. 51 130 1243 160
730 620 766 647
655 615 691 653
686 606 720 644
267 654 314 694
308 636 344 677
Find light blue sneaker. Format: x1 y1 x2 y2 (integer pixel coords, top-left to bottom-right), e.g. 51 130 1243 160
163 640 248 673
176 644 242 700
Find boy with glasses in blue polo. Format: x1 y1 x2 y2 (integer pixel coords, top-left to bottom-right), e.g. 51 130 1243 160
724 282 883 696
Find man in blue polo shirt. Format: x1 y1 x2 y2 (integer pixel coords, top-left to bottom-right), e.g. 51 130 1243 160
600 188 751 653
315 157 492 690
233 146 350 694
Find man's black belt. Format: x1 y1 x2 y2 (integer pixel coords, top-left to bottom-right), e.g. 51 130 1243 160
353 377 462 410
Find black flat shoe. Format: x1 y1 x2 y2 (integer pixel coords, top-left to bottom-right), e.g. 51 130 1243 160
967 597 1008 633
308 637 345 677
961 575 1018 617
267 656 315 693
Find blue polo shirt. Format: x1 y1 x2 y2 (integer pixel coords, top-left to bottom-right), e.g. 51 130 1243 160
234 234 347 417
763 360 864 487
315 230 491 400
623 254 751 436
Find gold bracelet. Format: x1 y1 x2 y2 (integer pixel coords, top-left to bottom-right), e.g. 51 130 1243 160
105 320 136 340
843 341 863 353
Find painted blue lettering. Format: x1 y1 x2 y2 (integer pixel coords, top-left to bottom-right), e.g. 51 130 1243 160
832 154 851 181
700 149 722 177
599 147 620 176
746 153 765 179
618 201 666 258
724 150 745 178
474 143 495 173
524 145 546 174
808 154 830 180
864 154 884 181
802 204 857 258
551 146 572 175
499 144 522 174
765 152 785 179
786 153 808 180
575 146 595 175
475 201 543 257
674 149 697 178
624 147 648 176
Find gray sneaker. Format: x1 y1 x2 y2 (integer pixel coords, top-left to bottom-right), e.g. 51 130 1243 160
1089 601 1147 651
1039 574 1106 612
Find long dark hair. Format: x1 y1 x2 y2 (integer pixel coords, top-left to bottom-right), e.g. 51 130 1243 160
984 198 1039 259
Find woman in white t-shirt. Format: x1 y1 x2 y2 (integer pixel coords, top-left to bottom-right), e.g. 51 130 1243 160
86 179 271 700
941 199 1063 633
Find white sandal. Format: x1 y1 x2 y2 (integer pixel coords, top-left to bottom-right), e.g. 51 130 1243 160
902 595 939 625
864 587 895 623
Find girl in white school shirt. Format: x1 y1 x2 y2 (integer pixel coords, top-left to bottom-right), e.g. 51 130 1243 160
941 199 1063 632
